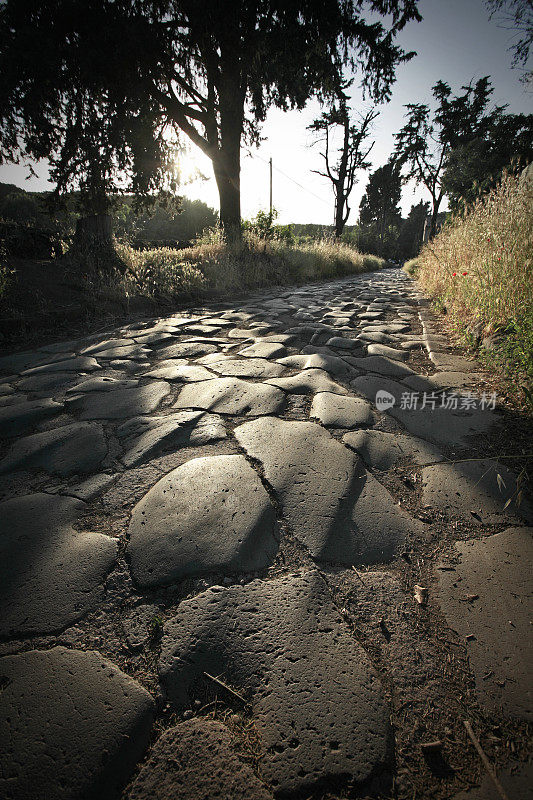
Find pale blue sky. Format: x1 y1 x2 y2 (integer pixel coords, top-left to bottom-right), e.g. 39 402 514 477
0 0 531 223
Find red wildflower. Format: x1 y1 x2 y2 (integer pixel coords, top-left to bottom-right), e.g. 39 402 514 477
462 272 467 276
452 272 457 277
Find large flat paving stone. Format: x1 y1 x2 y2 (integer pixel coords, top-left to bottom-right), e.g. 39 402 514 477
0 494 117 636
342 429 443 470
0 647 155 800
128 455 279 586
125 719 273 800
438 528 533 720
422 460 533 524
66 381 170 419
277 353 355 380
346 355 415 378
66 376 138 392
142 363 214 382
453 762 533 800
174 377 286 416
117 411 226 467
235 417 421 564
366 343 407 361
265 368 349 396
159 571 389 795
206 357 285 378
237 341 288 359
156 341 219 359
21 355 101 375
0 421 107 476
0 397 63 437
18 372 80 393
310 392 374 428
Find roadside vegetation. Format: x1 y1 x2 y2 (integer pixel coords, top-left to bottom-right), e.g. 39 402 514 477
406 170 533 397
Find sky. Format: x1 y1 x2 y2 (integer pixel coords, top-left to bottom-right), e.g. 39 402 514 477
0 0 531 224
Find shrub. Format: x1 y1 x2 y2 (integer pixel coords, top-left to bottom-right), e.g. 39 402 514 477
116 244 207 299
414 171 533 387
403 258 420 277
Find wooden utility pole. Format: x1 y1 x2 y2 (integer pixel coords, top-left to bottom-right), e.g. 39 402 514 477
269 157 273 220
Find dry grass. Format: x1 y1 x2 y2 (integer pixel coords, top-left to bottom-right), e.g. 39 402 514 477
107 231 384 301
413 171 533 392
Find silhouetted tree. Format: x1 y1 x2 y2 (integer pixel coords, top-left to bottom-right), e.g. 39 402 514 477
486 0 533 84
309 89 377 238
397 199 429 258
359 160 402 253
0 0 421 262
393 76 507 236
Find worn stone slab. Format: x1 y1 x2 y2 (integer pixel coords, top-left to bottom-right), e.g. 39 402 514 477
117 411 226 467
422 460 533 524
21 356 101 375
125 718 273 800
237 341 288 359
174 378 285 416
265 368 349 396
403 371 484 392
66 381 170 419
18 372 80 393
159 571 389 795
206 357 284 378
142 363 214 382
342 429 443 470
156 341 219 359
310 392 374 428
391 405 497 447
0 422 107 477
67 376 138 392
345 356 415 378
80 337 135 354
0 397 63 437
128 455 278 586
0 647 155 800
0 493 117 635
429 352 479 371
325 336 363 350
439 528 533 720
235 417 420 564
453 762 533 800
367 343 407 361
277 353 355 380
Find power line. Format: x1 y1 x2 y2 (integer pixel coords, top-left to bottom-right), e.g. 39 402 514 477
249 152 332 207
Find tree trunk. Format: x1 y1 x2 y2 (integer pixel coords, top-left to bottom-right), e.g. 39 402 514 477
69 214 122 272
213 151 241 242
429 195 443 239
334 189 346 238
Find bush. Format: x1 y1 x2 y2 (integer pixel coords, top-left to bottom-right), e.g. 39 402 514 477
414 171 533 387
116 244 207 299
403 258 420 277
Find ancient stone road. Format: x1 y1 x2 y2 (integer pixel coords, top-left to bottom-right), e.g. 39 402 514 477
0 268 531 799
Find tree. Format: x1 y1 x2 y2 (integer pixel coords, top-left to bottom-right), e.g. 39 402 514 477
393 76 516 236
442 112 533 210
397 199 429 259
486 0 533 84
0 0 422 259
309 89 377 238
359 159 402 251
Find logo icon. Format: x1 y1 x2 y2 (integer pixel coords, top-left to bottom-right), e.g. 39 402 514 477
375 390 395 411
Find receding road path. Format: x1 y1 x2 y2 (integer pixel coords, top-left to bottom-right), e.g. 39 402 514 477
0 267 531 800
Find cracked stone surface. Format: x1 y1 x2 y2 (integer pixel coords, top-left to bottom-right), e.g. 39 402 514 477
0 421 107 476
128 455 279 586
310 391 374 428
159 571 389 795
0 494 117 636
117 411 226 467
438 528 533 720
174 377 286 415
421 460 533 524
1 267 530 800
125 718 274 800
235 416 421 563
66 381 171 419
0 647 155 800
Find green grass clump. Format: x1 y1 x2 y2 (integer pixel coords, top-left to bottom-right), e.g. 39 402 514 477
403 257 420 277
414 171 533 391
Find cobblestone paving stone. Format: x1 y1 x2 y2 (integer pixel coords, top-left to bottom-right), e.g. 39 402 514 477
0 268 531 800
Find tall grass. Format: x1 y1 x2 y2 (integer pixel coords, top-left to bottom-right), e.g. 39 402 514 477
412 171 533 387
115 230 385 301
